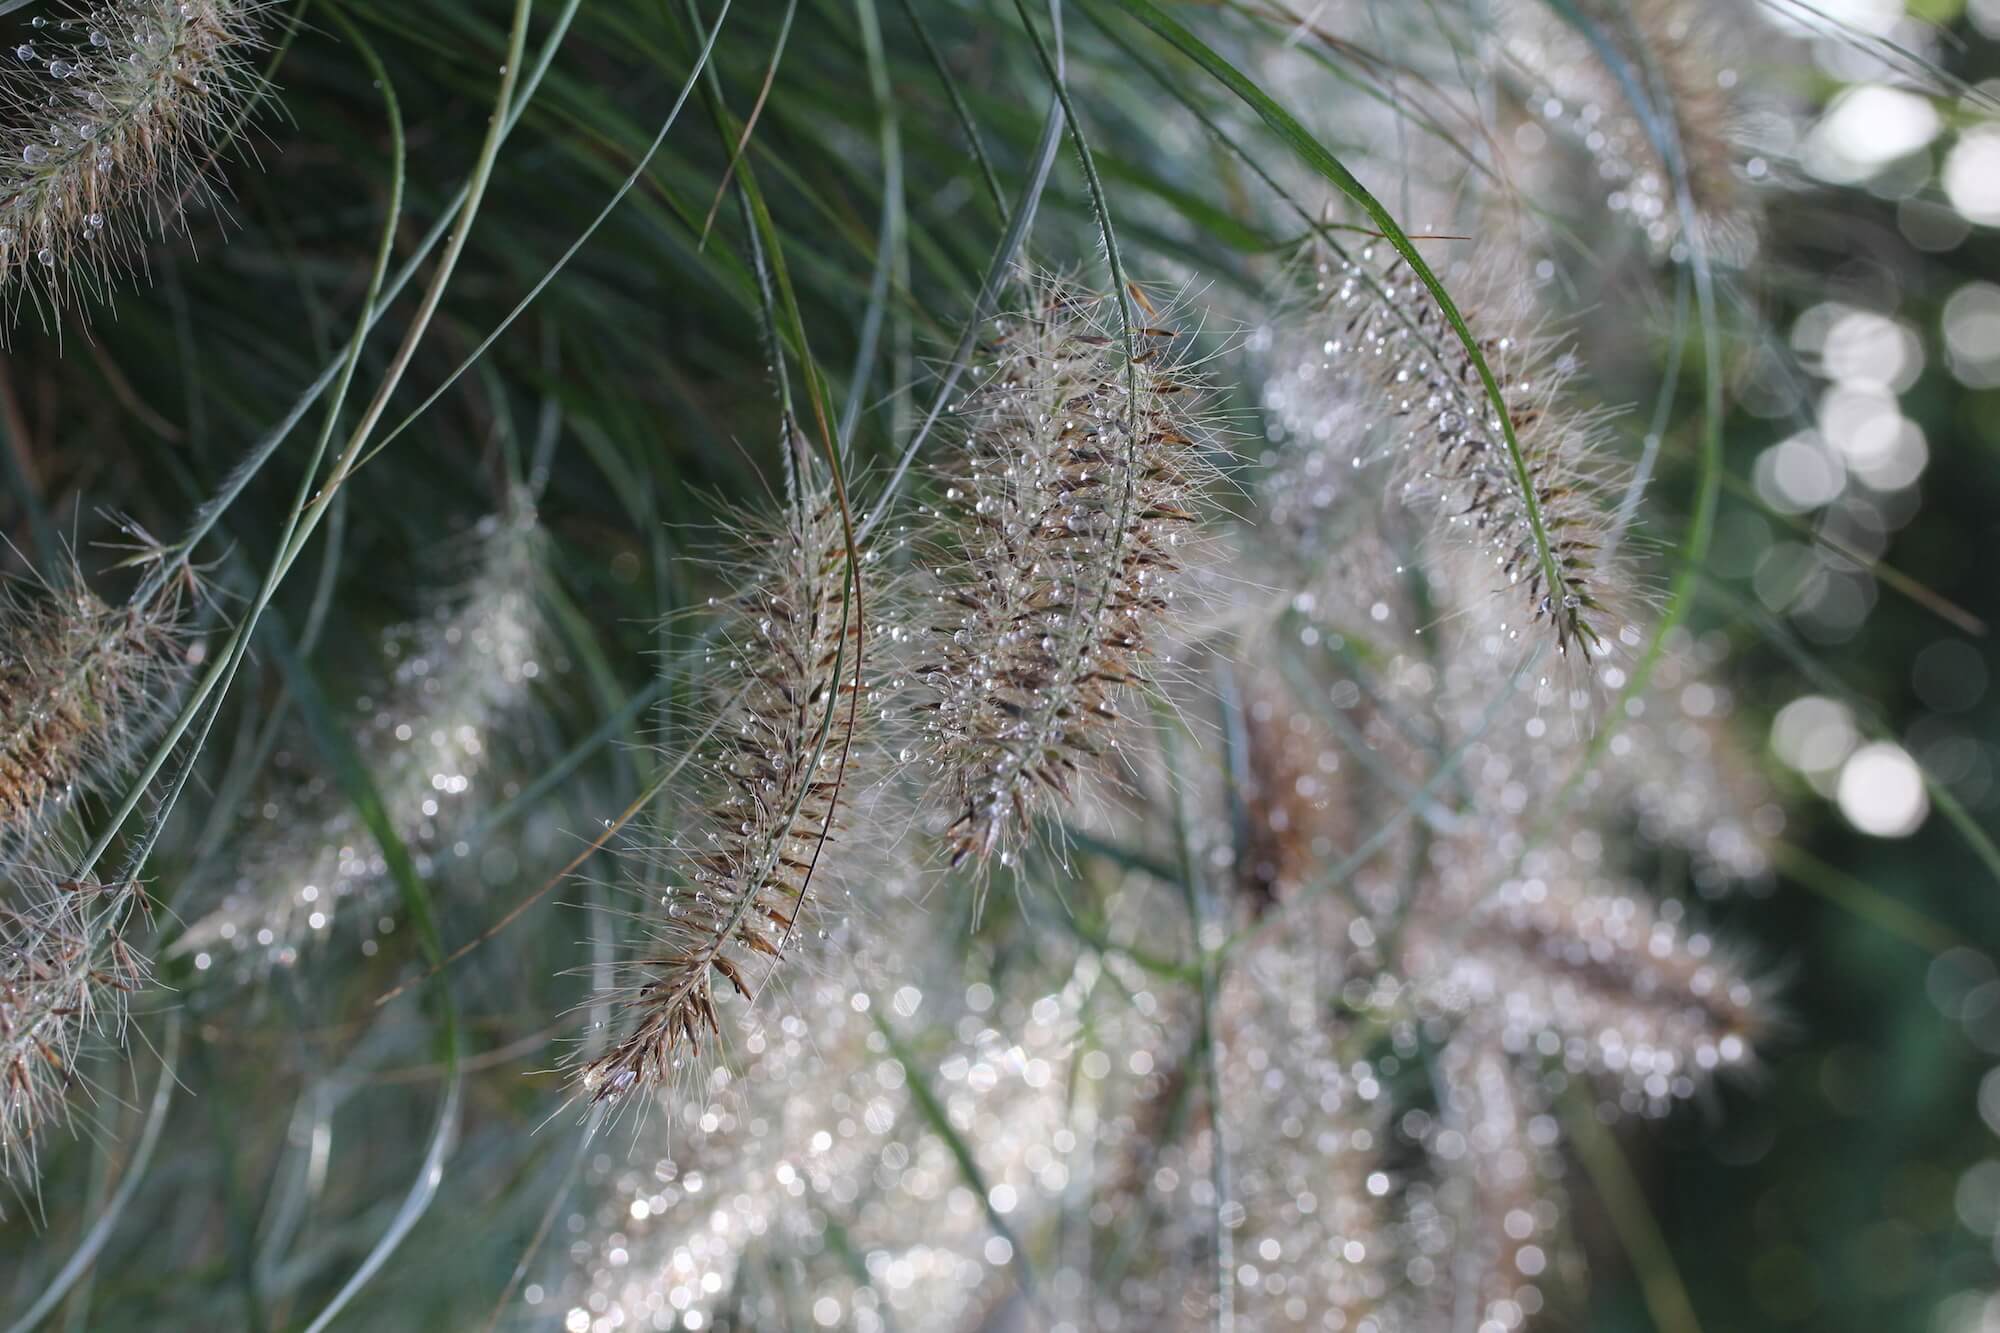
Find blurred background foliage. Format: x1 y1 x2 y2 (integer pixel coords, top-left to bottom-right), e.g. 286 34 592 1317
0 0 1996 1329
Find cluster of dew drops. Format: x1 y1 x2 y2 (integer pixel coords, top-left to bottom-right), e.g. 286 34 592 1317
5 5 210 263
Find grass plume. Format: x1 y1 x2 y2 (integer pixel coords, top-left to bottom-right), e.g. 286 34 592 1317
912 276 1216 880
0 1 267 327
1 860 147 1184
173 497 542 968
1271 244 1627 662
577 453 868 1108
0 563 188 845
1501 0 1763 262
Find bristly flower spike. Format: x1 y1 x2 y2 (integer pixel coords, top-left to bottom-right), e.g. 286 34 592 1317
0 564 188 845
0 1 267 327
172 493 543 966
0 863 148 1183
1270 244 1627 662
1501 0 1764 264
912 275 1217 883
577 447 868 1108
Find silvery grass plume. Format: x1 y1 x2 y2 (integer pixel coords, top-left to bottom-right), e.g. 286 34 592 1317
1412 843 1768 1112
172 497 542 970
1250 526 1774 1092
1244 414 1772 1078
1255 242 1774 878
1495 0 1767 264
556 872 1088 1333
911 275 1218 882
1399 1041 1576 1333
1346 412 1776 882
0 0 267 326
1263 241 1629 668
576 451 874 1109
0 560 189 846
0 855 147 1188
1208 321 1775 1323
1110 923 1396 1332
1158 697 1764 1327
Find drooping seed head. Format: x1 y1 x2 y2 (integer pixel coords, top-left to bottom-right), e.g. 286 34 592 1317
1500 0 1765 264
577 456 870 1108
559 915 1079 1328
172 495 544 967
912 275 1218 883
1416 847 1769 1113
1265 244 1629 664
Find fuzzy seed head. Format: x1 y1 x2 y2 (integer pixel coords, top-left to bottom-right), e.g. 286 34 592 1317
1268 245 1627 662
559 915 1079 1329
1409 1041 1573 1329
0 572 185 842
0 0 265 326
1 866 146 1180
1502 0 1762 263
579 466 866 1106
1418 851 1768 1112
914 277 1215 879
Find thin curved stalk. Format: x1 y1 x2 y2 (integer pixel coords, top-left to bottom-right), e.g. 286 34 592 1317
1564 1088 1704 1333
895 0 1007 216
296 1 544 1319
838 0 903 453
855 96 1065 546
296 1076 461 1333
5 1015 183 1333
133 0 585 606
1534 0 1725 830
1159 703 1232 1332
73 0 414 881
82 0 583 884
357 0 735 471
